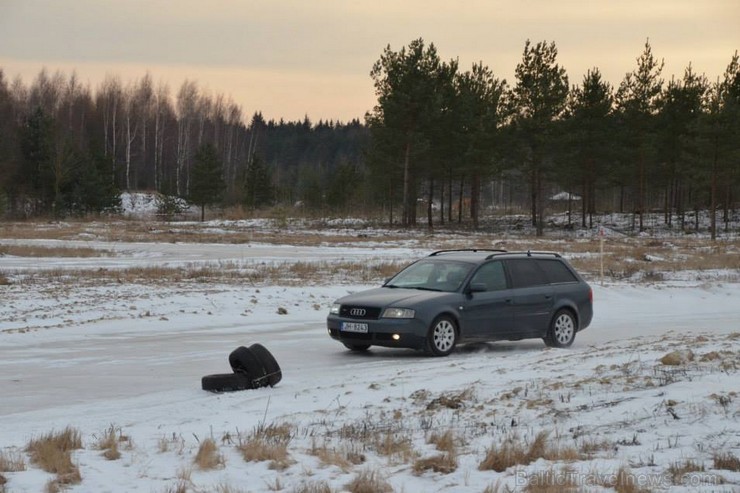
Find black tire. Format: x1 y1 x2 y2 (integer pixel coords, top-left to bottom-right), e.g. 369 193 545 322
343 343 371 352
229 346 266 381
202 373 253 392
544 309 577 348
425 315 458 357
249 343 282 387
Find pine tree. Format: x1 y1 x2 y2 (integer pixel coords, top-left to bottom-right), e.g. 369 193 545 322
615 39 664 231
566 68 614 228
20 106 56 214
512 40 569 236
244 153 274 210
367 38 447 226
189 142 225 221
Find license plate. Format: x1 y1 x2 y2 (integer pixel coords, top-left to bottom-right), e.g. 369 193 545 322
341 322 369 333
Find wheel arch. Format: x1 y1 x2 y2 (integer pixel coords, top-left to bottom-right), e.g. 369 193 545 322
433 311 461 335
551 302 579 330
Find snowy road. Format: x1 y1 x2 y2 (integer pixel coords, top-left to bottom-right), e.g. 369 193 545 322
2 282 738 419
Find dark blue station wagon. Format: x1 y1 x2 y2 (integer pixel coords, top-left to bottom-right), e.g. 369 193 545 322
327 250 593 356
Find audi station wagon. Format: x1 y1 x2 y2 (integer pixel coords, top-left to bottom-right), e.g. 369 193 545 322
327 249 593 356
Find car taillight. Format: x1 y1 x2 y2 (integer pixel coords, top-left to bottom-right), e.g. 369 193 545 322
589 287 593 304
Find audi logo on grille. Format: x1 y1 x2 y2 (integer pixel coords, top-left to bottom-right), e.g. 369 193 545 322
349 308 366 316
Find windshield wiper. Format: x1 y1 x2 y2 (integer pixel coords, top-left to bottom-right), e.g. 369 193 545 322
411 286 442 292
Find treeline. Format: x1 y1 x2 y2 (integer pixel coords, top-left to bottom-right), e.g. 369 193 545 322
0 38 738 238
367 39 739 238
0 70 369 217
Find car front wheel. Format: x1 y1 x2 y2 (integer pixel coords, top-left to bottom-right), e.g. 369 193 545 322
425 316 457 357
544 309 576 348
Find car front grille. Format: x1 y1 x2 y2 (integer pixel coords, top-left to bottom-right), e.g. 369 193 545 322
339 305 381 320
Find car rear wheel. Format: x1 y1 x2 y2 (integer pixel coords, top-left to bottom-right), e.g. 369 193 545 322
544 309 576 348
425 316 457 357
343 343 371 352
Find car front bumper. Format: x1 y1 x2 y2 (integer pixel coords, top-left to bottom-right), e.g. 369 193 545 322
326 315 428 350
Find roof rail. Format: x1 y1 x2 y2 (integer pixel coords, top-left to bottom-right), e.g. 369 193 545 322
429 248 507 257
484 250 562 260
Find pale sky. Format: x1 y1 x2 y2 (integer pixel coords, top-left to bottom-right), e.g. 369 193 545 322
0 0 738 122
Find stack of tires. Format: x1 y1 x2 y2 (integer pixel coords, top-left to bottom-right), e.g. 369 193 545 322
201 343 282 392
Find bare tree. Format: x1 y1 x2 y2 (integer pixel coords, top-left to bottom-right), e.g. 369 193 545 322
97 75 123 182
176 80 199 195
123 81 139 190
135 74 154 189
153 81 170 191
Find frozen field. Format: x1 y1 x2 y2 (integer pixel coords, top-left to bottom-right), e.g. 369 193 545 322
1 225 739 492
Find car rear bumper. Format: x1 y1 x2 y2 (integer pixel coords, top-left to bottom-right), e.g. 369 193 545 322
327 316 427 350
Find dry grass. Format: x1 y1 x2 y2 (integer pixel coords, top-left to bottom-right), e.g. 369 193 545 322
413 429 460 474
412 453 457 475
373 431 415 464
95 425 123 461
713 452 740 471
425 386 476 410
667 459 705 485
578 437 614 458
609 465 651 493
26 427 82 474
194 438 224 470
345 469 393 493
210 485 251 493
428 429 459 454
660 350 695 366
0 449 25 472
482 481 514 493
158 434 186 454
44 468 83 493
0 244 110 258
237 423 294 471
163 480 189 493
26 427 83 492
523 466 579 492
309 440 364 471
8 259 407 287
479 431 578 472
290 480 335 493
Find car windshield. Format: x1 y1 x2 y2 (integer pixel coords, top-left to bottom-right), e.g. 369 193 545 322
385 260 472 292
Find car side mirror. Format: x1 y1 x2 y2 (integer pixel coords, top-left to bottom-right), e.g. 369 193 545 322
468 283 487 293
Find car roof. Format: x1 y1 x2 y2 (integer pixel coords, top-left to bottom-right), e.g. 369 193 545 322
426 249 562 264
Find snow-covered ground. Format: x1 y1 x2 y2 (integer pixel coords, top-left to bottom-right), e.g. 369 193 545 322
1 225 739 492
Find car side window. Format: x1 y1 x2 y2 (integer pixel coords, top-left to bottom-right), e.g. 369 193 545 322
470 261 507 291
536 259 578 283
506 259 548 288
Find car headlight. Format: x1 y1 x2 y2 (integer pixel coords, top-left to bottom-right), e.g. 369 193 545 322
330 303 341 315
382 307 415 319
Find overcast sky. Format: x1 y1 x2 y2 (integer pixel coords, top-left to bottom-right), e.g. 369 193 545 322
0 0 738 122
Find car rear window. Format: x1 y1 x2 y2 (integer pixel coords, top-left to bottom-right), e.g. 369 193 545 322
536 259 578 283
505 259 548 288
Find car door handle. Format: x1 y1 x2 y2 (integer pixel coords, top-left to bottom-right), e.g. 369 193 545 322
505 299 513 305
544 295 552 300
